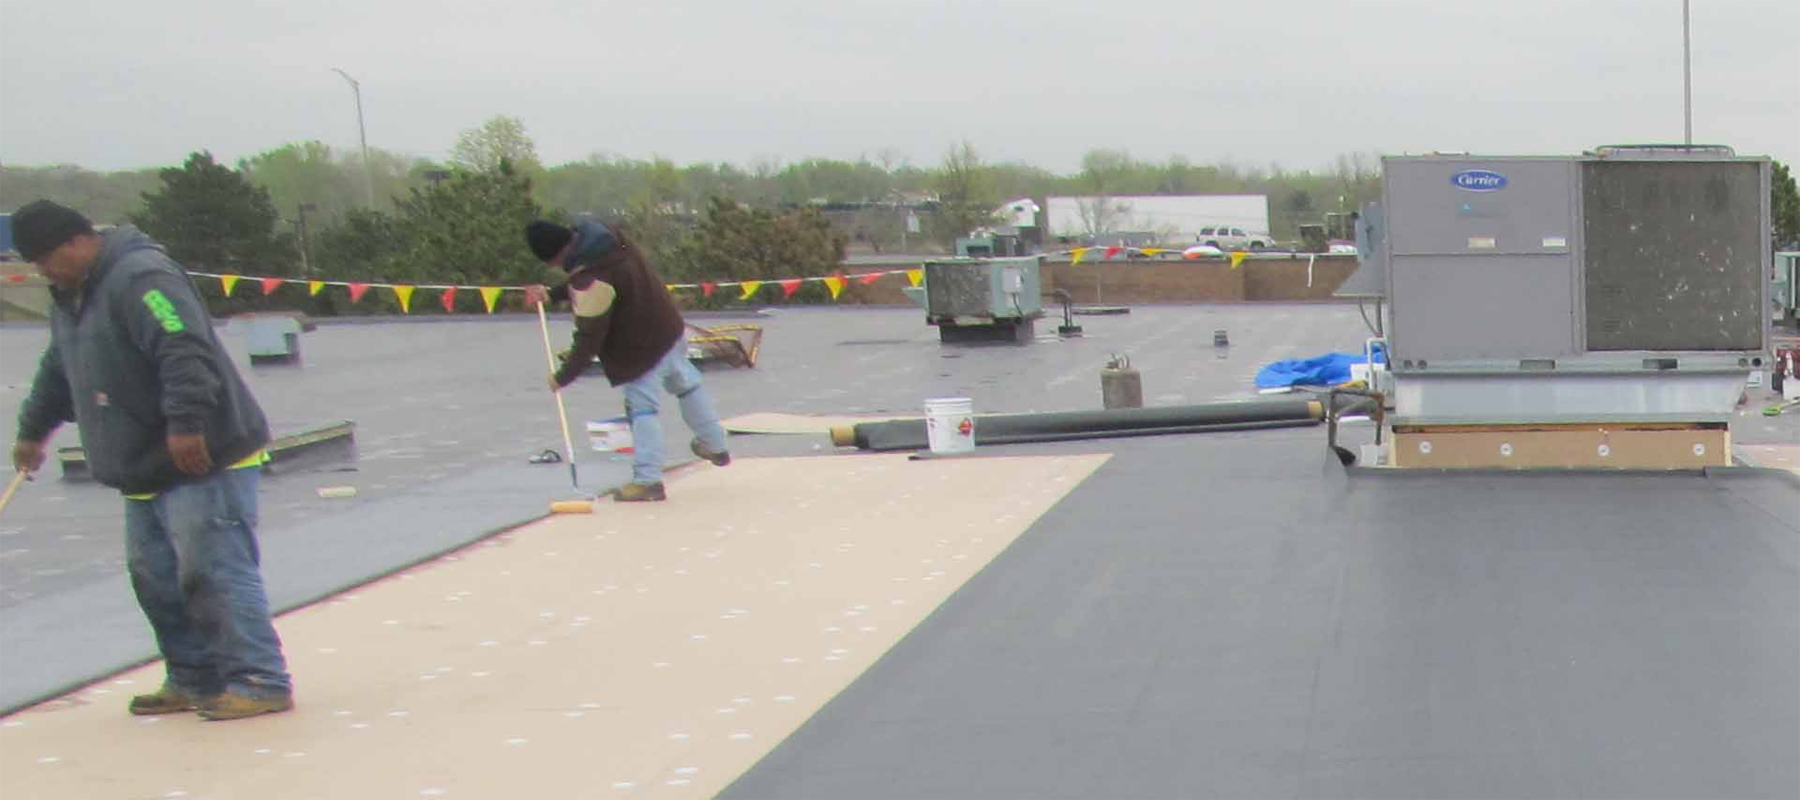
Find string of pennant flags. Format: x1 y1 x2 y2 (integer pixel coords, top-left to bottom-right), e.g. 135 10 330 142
182 269 934 313
1067 246 1252 268
2 246 1250 314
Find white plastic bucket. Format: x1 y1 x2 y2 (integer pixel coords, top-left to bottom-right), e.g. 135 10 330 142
586 417 634 453
924 397 976 455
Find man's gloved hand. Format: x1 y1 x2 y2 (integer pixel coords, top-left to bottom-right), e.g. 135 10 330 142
525 285 551 306
167 432 213 476
11 440 46 474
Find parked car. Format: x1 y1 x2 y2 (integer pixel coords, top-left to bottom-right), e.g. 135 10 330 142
1196 226 1275 251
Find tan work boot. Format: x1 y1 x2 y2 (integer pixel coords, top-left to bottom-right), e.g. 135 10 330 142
197 690 294 721
690 438 731 467
128 684 211 716
612 482 666 502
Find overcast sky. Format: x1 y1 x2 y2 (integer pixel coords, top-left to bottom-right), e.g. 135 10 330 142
2 0 1795 174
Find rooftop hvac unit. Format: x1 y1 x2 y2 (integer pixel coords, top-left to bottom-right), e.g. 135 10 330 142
922 256 1044 343
1377 146 1771 426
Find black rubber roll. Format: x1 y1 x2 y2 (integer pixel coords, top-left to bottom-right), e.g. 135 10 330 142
845 398 1323 452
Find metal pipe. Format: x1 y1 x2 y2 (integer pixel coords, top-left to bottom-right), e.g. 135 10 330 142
1324 386 1387 466
1682 0 1692 145
832 398 1324 452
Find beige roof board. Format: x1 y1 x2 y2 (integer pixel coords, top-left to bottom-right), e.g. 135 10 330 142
0 453 1107 800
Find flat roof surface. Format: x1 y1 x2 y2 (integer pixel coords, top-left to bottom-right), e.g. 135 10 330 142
2 305 1796 798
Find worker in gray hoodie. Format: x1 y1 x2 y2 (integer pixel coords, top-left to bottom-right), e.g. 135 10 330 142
9 200 293 720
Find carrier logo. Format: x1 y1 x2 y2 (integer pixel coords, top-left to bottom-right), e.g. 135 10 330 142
1451 169 1508 192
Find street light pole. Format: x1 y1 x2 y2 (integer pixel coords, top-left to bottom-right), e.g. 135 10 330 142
331 67 376 207
295 203 317 276
1682 0 1692 145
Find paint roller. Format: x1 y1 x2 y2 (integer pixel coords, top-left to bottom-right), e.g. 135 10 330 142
549 500 593 514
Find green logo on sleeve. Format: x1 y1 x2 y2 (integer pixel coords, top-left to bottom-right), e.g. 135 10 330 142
141 289 186 333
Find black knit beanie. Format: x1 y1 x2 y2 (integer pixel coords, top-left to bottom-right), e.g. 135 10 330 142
525 220 573 263
12 200 95 262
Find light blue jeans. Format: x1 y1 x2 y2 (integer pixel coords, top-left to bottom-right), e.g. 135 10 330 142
622 336 728 484
125 467 291 699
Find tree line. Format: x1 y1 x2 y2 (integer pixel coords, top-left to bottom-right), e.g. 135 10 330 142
4 115 1795 317
4 115 1386 234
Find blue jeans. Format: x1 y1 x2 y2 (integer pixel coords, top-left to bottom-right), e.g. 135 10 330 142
125 467 291 698
622 336 727 484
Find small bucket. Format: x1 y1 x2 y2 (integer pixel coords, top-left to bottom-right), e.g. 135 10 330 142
586 417 634 453
924 397 976 455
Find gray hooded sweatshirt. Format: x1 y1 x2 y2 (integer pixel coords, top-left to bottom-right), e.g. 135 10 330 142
15 226 269 494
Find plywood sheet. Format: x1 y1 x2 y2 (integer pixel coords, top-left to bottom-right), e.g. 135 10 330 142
1736 443 1800 477
1391 427 1729 469
0 453 1108 800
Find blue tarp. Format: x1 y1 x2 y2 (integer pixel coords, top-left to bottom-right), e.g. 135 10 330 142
1254 347 1386 389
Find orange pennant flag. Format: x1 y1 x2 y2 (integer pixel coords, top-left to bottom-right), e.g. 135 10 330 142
906 269 923 287
347 283 370 303
1070 248 1090 265
440 287 458 313
1104 246 1123 261
392 285 416 313
701 282 716 297
219 275 241 296
857 272 884 286
823 275 845 300
780 279 803 298
479 287 503 314
260 277 284 296
307 280 325 296
1230 251 1248 269
738 281 762 301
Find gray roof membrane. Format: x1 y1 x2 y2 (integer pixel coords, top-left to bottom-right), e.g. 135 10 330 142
3 307 1795 796
722 434 1800 800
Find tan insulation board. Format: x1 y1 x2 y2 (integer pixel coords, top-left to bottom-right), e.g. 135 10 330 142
0 453 1108 800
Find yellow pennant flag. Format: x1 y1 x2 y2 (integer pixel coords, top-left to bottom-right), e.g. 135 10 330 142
1070 248 1090 265
739 280 762 301
219 274 240 296
906 269 923 287
479 287 504 314
392 285 416 313
823 276 845 300
1230 251 1248 269
1140 248 1165 257
307 280 325 297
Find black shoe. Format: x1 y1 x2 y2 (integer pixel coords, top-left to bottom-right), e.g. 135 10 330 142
690 438 731 467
